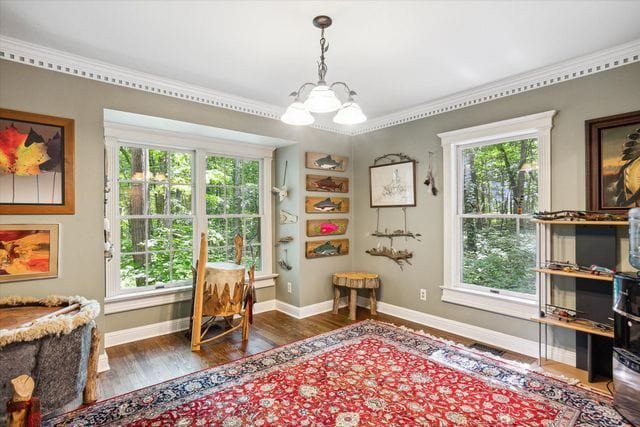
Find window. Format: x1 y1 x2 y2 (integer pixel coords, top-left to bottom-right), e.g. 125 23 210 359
105 121 274 309
439 111 555 319
117 145 195 291
205 156 262 270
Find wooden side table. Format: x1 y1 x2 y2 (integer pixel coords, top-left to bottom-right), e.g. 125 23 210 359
332 272 380 321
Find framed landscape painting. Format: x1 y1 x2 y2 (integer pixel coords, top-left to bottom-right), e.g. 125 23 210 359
586 111 640 213
0 109 75 214
369 160 416 207
0 224 59 282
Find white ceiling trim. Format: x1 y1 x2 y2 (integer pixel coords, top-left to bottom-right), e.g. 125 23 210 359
0 35 347 135
1 35 639 137
350 38 640 135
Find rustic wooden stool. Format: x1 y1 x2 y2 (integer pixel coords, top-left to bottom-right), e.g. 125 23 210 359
332 272 380 321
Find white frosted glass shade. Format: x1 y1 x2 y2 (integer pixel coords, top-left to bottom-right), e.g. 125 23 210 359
304 85 342 113
333 101 367 125
281 102 315 126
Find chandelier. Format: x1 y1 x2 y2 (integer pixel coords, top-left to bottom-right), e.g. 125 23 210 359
281 15 366 126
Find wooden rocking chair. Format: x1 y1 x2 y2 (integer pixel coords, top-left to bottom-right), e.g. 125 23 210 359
190 232 255 351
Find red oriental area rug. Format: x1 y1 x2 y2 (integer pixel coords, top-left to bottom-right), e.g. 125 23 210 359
48 320 629 426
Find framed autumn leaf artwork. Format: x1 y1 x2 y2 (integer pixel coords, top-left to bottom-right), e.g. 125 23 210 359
0 109 74 214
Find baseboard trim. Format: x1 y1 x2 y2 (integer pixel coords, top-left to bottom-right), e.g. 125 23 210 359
103 296 575 365
357 296 575 365
104 299 276 348
98 352 110 373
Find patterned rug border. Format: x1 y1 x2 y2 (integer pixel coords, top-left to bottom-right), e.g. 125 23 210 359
48 319 620 426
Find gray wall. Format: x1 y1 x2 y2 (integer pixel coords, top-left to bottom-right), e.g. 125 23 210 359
0 60 343 335
351 62 640 348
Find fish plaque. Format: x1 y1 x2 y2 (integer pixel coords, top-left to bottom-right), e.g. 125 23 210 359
306 174 349 193
305 197 350 213
306 219 348 237
305 152 349 172
305 239 349 258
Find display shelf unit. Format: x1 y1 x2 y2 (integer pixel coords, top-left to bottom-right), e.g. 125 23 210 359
530 316 613 338
532 268 613 282
533 220 624 382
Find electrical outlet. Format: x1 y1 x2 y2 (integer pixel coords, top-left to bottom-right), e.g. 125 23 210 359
287 282 292 293
419 289 427 301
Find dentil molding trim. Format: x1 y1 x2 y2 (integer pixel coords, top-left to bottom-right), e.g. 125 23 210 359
1 35 638 136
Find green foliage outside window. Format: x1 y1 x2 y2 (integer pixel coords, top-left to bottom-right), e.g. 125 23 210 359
461 138 538 295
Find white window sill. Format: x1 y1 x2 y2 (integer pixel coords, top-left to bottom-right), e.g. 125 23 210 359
440 286 538 320
105 274 277 314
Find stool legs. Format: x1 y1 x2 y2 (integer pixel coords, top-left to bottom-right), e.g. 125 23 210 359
349 289 357 321
369 288 377 315
332 286 341 314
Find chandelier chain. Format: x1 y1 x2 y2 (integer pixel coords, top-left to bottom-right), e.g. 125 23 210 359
317 28 328 82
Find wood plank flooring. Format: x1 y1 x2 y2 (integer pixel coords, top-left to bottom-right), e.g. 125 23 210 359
60 307 611 416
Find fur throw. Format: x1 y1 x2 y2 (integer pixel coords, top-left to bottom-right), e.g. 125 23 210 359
0 295 100 349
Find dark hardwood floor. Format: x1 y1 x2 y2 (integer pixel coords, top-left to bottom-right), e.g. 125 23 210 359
56 306 608 417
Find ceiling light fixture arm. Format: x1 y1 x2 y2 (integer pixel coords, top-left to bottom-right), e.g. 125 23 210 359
330 81 358 99
289 82 317 100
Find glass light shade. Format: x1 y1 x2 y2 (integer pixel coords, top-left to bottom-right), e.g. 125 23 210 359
281 102 315 126
304 85 342 113
332 101 367 125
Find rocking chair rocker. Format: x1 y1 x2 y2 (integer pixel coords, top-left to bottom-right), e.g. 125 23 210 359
190 232 255 351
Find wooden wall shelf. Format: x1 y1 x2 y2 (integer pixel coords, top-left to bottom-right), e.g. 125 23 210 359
532 219 628 226
533 268 613 282
530 316 613 338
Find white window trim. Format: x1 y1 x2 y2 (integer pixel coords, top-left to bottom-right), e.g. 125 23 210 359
438 110 555 320
104 121 276 313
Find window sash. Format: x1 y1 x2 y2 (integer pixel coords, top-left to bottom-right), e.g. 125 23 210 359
108 142 269 297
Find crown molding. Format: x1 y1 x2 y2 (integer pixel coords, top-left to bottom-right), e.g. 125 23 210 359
1 35 639 137
349 38 640 136
0 35 349 135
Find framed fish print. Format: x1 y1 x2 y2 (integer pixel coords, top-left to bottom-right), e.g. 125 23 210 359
0 224 59 282
306 174 349 193
305 152 348 172
305 196 350 213
369 160 416 207
0 109 75 214
586 111 640 213
305 239 349 258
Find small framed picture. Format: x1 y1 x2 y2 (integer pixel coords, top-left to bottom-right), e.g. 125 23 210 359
586 111 640 213
369 160 416 207
0 224 59 282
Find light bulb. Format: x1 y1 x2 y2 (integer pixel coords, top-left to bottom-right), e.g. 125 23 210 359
281 102 315 126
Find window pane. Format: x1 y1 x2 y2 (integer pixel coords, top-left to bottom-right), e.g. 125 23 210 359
119 182 145 215
148 149 168 182
226 186 242 214
119 146 145 181
120 253 146 288
207 218 226 247
207 247 228 263
242 185 259 215
462 138 538 214
205 156 228 185
226 217 242 249
148 184 169 215
172 251 193 282
239 159 260 185
121 218 146 253
148 218 171 251
206 186 225 215
170 185 192 214
462 217 536 294
171 219 193 251
148 251 171 286
170 152 192 184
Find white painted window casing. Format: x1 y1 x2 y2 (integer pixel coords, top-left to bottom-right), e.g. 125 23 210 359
438 111 555 320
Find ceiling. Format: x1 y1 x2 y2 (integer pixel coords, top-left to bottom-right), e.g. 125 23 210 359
1 1 639 125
